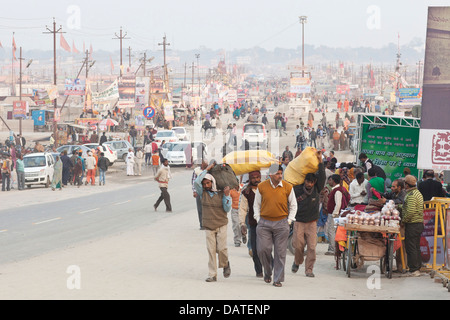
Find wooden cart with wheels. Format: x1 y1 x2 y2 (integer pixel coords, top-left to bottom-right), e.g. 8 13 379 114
344 224 400 278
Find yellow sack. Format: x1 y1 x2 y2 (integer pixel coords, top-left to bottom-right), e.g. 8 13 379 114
284 147 319 186
222 150 278 176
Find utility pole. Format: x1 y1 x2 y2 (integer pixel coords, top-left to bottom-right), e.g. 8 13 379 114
18 48 32 135
84 49 95 113
416 60 423 86
191 62 195 97
299 16 307 78
127 46 132 68
11 32 16 97
195 53 200 98
18 47 23 135
158 35 170 91
43 17 64 148
113 27 130 77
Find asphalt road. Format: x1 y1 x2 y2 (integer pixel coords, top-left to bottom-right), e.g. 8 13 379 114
0 166 194 264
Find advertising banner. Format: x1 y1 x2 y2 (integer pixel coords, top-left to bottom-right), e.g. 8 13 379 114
64 78 86 96
92 79 119 102
418 7 450 170
31 110 45 126
32 89 52 106
290 77 311 94
336 85 350 94
118 74 136 108
135 77 150 109
359 120 420 181
397 88 422 108
13 101 27 118
227 89 237 103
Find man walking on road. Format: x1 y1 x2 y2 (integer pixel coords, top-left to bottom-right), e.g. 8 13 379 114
292 150 325 277
194 161 232 282
192 161 208 230
239 170 263 278
254 163 297 287
154 159 172 212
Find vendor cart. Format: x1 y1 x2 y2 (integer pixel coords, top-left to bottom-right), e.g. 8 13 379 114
343 224 400 279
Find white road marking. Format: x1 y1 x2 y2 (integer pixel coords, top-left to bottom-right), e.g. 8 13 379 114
33 217 62 225
78 208 100 214
114 200 131 205
141 193 156 199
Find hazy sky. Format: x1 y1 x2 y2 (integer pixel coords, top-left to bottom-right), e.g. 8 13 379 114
0 0 447 53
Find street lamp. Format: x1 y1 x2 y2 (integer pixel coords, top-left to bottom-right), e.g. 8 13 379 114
299 16 307 77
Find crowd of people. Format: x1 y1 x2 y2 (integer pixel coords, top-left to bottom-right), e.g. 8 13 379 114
189 147 449 286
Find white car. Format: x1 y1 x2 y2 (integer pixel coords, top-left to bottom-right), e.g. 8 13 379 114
161 141 207 165
242 122 268 149
172 127 191 141
83 143 118 165
23 152 55 188
154 130 179 146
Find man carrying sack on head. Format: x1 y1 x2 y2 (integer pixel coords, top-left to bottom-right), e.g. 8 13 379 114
194 161 232 282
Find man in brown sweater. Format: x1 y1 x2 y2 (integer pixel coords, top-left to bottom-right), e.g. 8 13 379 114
254 163 297 287
194 161 232 282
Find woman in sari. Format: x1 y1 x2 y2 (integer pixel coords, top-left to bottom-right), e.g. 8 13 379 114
52 155 63 191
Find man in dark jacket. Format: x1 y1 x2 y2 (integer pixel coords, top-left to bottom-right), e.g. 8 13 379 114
60 150 73 186
418 170 446 201
291 150 325 277
97 152 109 186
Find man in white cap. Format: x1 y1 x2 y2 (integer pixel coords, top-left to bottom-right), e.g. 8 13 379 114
194 160 232 282
85 150 97 186
254 163 297 287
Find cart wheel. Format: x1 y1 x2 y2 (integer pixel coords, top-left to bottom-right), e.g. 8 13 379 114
342 248 347 272
380 257 386 275
347 238 353 278
386 239 394 279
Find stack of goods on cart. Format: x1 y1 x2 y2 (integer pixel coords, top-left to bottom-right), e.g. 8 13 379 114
380 200 401 228
345 210 381 226
338 200 401 228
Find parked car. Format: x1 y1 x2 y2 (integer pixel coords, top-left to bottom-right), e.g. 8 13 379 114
161 141 207 165
171 127 191 141
242 122 267 149
154 130 179 146
83 143 118 165
23 152 55 188
102 140 133 162
56 145 91 158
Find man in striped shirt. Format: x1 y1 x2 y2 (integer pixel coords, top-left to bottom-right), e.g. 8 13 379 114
400 175 424 277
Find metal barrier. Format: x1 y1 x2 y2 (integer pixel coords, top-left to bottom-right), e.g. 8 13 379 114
423 197 450 291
